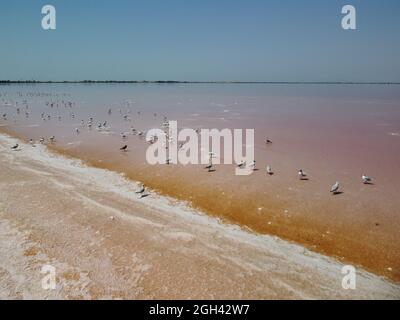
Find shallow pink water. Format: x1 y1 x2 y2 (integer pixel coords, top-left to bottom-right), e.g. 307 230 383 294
1 83 400 280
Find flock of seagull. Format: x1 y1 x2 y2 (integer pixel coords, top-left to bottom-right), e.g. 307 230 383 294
200 140 373 195
2 95 375 198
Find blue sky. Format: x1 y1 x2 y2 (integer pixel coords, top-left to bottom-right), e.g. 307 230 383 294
1 0 399 81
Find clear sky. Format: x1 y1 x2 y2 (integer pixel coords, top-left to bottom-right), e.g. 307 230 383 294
1 0 399 82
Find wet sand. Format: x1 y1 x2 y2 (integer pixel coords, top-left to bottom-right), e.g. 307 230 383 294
0 133 399 299
1 83 400 283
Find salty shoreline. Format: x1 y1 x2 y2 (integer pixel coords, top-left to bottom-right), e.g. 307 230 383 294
0 132 399 299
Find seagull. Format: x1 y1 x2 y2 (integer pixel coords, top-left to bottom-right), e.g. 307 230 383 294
266 166 274 175
236 161 246 169
75 128 80 134
362 175 373 184
49 136 55 143
120 145 128 151
11 143 19 150
248 160 257 171
162 122 169 129
205 153 215 172
29 139 36 147
39 138 45 144
138 192 150 199
207 165 215 172
330 181 340 194
135 184 145 194
298 169 307 180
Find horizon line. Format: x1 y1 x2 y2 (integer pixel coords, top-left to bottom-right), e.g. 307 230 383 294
1 80 400 85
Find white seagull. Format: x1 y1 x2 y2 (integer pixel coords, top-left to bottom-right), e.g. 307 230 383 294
266 166 273 175
330 181 340 194
237 161 246 169
298 169 307 180
135 184 145 194
248 160 256 171
362 175 373 184
135 184 149 198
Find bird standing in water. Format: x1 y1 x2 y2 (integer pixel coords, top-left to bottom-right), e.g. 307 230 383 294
248 160 257 171
236 161 245 169
298 169 307 180
330 181 340 194
362 175 373 184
